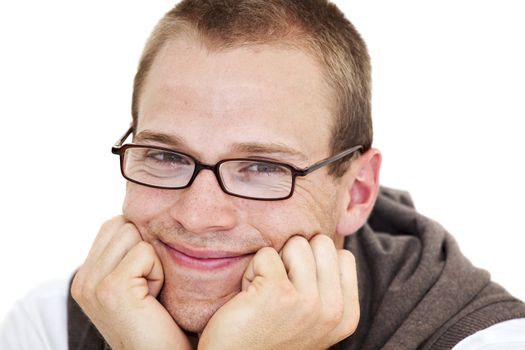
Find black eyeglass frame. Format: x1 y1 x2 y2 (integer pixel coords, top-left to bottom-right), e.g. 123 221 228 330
111 126 363 201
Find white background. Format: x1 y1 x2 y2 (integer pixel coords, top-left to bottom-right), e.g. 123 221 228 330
1 0 524 321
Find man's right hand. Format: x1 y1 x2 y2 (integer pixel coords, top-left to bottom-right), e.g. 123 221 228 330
71 216 192 350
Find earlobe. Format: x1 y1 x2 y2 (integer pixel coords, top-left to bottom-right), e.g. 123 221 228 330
335 149 382 236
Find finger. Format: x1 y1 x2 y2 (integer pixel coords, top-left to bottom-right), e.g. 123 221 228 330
74 216 128 290
110 241 165 298
280 235 317 295
242 247 288 291
86 223 143 288
310 235 342 309
84 216 128 265
332 249 360 341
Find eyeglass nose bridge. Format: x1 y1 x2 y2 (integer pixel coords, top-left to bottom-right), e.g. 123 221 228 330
185 161 227 192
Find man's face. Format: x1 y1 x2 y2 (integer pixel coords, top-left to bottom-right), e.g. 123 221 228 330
123 36 347 332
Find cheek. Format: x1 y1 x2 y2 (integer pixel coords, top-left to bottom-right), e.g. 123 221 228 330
122 184 171 225
244 199 329 250
277 186 339 247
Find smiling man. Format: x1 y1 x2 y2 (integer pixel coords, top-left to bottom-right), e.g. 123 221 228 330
72 9 368 346
2 1 525 349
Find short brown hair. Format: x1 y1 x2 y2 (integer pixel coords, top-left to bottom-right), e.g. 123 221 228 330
132 0 372 176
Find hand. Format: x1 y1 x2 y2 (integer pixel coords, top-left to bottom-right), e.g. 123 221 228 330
71 216 192 350
198 234 359 350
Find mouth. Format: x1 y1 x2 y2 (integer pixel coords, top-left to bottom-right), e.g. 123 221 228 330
161 241 253 271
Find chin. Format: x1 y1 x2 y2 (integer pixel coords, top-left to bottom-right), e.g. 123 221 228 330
159 288 232 333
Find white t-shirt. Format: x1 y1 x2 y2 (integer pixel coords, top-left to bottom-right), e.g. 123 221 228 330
1 277 525 350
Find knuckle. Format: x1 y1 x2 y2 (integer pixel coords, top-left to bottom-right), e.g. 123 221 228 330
310 235 337 259
258 246 278 256
95 277 118 309
311 234 334 247
273 281 297 305
287 235 309 248
134 240 154 255
274 278 293 293
351 306 361 330
70 274 83 301
71 269 93 300
323 303 344 329
120 222 138 234
119 223 141 242
99 220 113 233
300 293 321 313
340 310 360 338
338 249 356 265
255 246 280 262
100 216 123 232
281 236 310 257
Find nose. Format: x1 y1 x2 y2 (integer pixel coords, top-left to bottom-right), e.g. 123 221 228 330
168 168 239 233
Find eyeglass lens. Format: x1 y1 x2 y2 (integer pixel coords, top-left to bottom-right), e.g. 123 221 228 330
122 147 293 199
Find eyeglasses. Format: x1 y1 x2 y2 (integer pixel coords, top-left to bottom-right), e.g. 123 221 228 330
112 126 363 201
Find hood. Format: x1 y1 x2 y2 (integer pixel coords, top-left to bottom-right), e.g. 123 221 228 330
337 186 518 350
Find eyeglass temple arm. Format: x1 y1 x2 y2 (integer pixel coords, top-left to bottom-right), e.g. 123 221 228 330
111 125 134 154
297 145 363 176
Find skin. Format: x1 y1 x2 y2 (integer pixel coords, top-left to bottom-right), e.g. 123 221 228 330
72 35 382 349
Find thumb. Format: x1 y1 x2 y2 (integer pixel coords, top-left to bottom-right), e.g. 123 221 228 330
112 241 165 298
242 247 288 292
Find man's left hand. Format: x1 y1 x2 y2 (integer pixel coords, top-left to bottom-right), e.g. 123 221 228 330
198 234 359 350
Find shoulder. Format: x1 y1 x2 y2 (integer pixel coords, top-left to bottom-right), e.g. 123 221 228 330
0 276 70 350
452 318 525 350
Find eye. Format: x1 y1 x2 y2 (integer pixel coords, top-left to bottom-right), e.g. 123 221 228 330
244 162 289 175
145 150 192 166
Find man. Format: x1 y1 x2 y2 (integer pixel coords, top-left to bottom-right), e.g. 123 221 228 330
1 0 525 349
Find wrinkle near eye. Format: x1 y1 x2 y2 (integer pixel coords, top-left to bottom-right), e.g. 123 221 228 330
293 178 318 199
294 179 339 223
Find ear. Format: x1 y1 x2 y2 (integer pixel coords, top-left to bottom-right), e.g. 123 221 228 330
335 148 382 236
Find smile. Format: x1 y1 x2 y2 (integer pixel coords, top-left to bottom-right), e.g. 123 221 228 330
161 241 252 271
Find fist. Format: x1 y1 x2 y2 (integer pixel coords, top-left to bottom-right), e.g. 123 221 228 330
198 234 359 350
71 216 192 350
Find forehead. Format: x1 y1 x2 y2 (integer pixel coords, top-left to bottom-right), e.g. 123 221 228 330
137 36 335 163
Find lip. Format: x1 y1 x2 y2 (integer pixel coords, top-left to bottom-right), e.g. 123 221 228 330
161 241 252 271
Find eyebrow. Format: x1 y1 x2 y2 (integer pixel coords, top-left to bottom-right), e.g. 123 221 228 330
134 130 308 161
135 130 184 148
232 143 308 161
